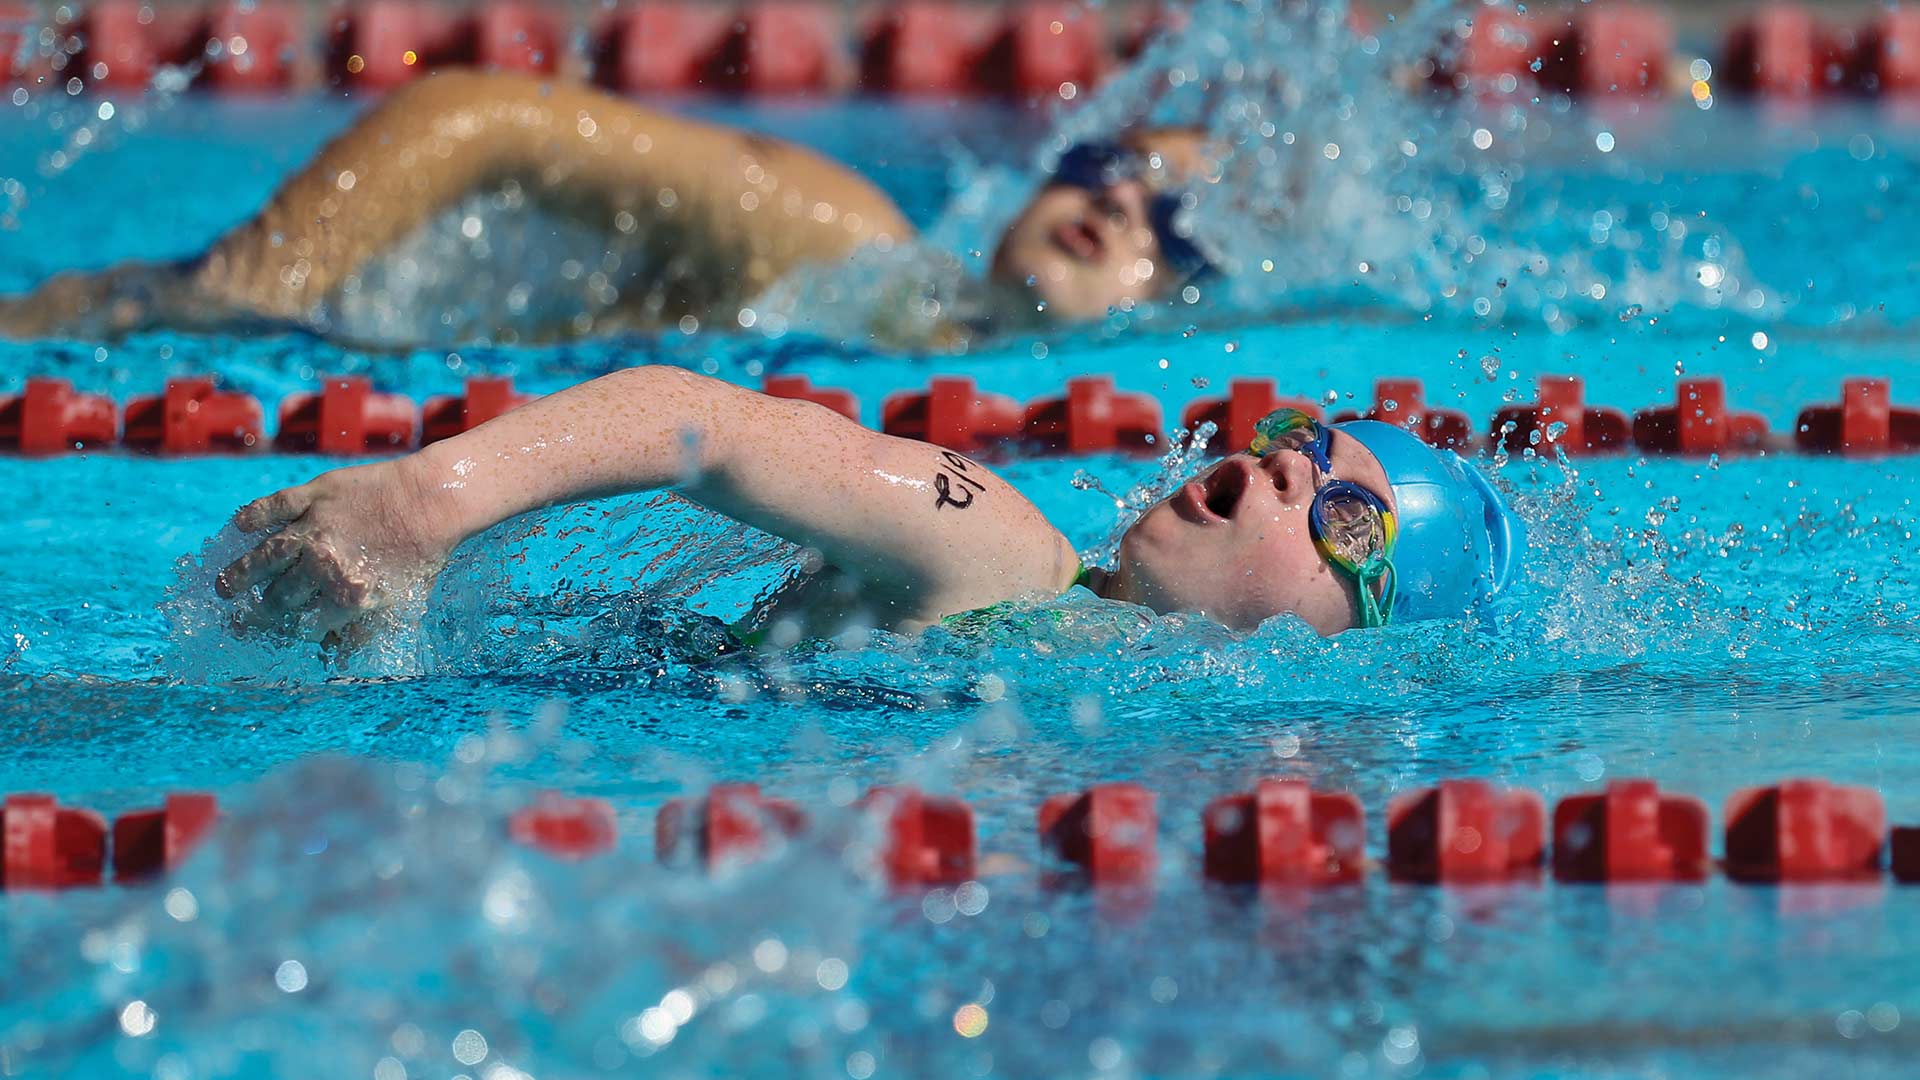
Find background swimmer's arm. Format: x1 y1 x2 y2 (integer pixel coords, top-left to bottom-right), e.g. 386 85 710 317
189 71 912 321
218 367 1079 639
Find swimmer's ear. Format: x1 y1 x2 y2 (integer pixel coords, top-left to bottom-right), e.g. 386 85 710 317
233 485 313 533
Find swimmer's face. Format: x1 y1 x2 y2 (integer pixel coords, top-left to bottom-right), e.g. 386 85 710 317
990 178 1175 322
1108 431 1396 635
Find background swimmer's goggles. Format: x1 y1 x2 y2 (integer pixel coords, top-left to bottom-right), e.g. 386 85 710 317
1050 142 1215 283
1249 408 1400 629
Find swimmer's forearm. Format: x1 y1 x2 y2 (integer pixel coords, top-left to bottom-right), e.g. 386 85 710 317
396 364 1079 618
403 366 744 543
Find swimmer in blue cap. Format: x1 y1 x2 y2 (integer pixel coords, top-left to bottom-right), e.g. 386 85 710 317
213 368 1524 653
1091 407 1525 635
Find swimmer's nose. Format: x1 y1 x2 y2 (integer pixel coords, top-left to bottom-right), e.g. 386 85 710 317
1257 450 1317 508
1095 182 1147 235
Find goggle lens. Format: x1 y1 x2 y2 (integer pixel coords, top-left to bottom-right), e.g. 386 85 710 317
1318 491 1389 567
1247 407 1400 628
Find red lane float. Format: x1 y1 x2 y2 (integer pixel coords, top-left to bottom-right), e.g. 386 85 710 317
78 0 207 92
1794 378 1920 455
1491 375 1629 456
1202 779 1365 887
655 783 806 870
763 373 859 421
1332 378 1474 451
860 786 976 887
1632 377 1770 455
882 376 1020 454
1038 782 1156 886
510 792 618 859
210 2 303 91
206 2 302 92
860 1 998 94
1722 5 1844 98
1 794 107 890
0 378 117 454
1724 779 1884 882
596 1 733 93
979 1 1104 98
1181 378 1321 455
1544 5 1672 97
112 792 218 881
330 1 471 89
275 375 417 454
1437 6 1542 95
473 2 561 73
1552 780 1709 883
0 2 42 85
1852 10 1920 95
712 1 843 95
1022 375 1161 455
421 375 535 445
122 377 264 454
1387 779 1545 884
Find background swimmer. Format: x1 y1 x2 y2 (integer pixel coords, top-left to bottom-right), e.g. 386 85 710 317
213 365 1522 652
0 70 1217 345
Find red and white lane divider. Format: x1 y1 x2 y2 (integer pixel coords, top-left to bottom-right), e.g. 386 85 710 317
6 777 1913 893
8 371 1920 458
12 0 1112 98
9 2 1920 102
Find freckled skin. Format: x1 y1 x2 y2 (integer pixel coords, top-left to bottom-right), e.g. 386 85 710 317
216 366 1081 643
215 366 1393 647
0 73 1215 341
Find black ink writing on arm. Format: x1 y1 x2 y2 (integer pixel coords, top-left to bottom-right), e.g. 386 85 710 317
932 451 987 511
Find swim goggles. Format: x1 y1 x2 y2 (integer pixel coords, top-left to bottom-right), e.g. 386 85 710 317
1050 141 1215 283
1248 408 1400 628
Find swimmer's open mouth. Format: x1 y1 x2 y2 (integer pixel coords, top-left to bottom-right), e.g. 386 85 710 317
1203 461 1249 519
1050 218 1105 263
1175 460 1248 525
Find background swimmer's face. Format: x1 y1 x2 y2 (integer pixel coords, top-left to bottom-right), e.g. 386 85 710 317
991 179 1173 321
1107 431 1396 635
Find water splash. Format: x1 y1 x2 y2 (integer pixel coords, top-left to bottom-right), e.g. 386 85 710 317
162 492 801 685
768 0 1775 348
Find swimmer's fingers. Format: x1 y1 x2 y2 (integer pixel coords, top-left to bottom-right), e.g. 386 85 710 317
319 620 377 660
231 560 324 637
215 532 305 599
233 486 313 534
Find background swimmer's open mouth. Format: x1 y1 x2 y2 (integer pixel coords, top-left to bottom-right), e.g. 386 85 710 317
1050 217 1106 263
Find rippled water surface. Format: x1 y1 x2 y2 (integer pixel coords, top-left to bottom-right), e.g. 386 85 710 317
7 7 1920 1075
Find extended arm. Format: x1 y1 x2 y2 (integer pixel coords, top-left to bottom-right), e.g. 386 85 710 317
217 367 1079 640
0 71 912 338
192 71 913 320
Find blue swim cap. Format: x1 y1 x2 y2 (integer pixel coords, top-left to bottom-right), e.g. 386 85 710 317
1333 420 1527 623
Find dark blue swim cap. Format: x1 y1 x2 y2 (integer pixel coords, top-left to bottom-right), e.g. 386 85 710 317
1333 420 1527 623
1050 141 1215 282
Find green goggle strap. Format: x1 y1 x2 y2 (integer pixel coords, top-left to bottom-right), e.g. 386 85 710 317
1349 551 1396 629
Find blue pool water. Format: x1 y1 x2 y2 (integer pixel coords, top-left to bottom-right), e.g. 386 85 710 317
7 12 1920 1078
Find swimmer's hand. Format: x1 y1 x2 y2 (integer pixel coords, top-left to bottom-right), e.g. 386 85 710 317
215 456 459 645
